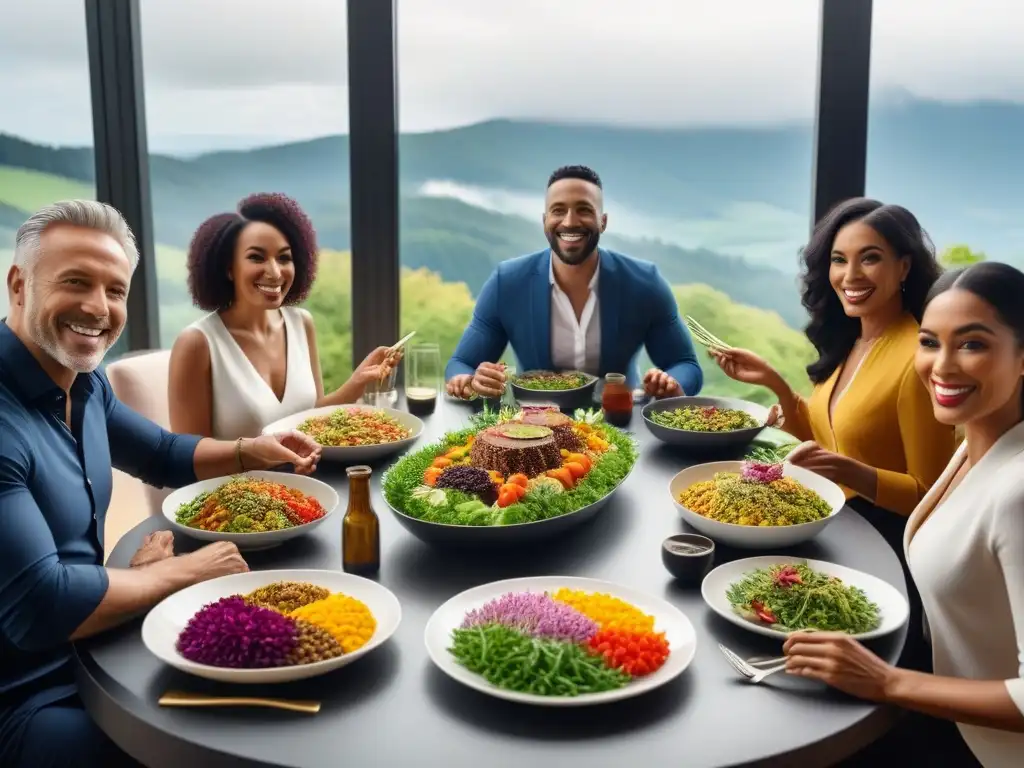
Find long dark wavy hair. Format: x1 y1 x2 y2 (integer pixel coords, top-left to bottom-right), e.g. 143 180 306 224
925 262 1024 415
801 197 942 384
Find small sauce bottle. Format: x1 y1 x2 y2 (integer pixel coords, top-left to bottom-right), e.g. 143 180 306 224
601 373 633 427
343 465 380 576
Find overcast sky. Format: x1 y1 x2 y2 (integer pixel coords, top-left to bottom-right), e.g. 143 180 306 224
1 0 1022 151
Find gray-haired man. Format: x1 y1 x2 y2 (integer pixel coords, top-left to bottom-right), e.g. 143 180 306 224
0 201 323 767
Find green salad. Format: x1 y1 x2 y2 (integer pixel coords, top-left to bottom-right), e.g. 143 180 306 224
513 371 591 391
649 405 760 432
726 563 881 634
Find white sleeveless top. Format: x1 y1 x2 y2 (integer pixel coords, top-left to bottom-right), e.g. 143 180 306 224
191 307 318 439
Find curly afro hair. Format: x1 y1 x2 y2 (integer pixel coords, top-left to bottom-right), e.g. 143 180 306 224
186 192 319 311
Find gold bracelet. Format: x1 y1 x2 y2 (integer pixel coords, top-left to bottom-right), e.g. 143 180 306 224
236 437 246 472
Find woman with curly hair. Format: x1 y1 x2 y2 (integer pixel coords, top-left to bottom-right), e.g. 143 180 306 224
711 198 957 667
168 192 397 439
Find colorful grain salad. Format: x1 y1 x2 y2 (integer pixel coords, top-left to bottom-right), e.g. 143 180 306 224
175 581 376 669
382 406 636 527
513 370 592 391
649 404 760 432
677 461 832 526
175 477 327 533
448 589 671 696
298 407 411 447
726 563 881 634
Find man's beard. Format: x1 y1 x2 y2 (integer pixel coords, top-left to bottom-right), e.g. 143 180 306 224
24 287 116 373
547 228 601 266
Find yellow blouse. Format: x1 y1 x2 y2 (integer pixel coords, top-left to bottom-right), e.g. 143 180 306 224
784 313 957 516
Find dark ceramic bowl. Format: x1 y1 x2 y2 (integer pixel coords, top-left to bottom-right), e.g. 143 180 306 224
661 533 715 585
510 370 598 412
642 395 769 453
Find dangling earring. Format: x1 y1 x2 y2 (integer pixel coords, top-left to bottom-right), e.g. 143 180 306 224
900 281 906 293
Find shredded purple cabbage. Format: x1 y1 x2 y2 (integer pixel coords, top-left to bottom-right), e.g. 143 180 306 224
176 595 299 668
461 591 598 642
436 465 494 494
741 461 784 484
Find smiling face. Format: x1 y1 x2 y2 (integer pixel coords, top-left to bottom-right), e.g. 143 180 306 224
543 178 607 266
916 288 1024 426
228 221 295 308
9 222 130 373
828 221 910 318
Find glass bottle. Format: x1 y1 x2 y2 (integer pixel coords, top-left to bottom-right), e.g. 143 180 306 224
343 465 380 576
601 372 633 427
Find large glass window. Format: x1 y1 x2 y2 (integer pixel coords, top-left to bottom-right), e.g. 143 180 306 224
139 2 354 386
867 1 1024 268
397 0 819 403
0 0 96 317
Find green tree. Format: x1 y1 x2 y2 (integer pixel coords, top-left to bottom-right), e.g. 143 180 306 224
940 244 986 267
671 283 815 406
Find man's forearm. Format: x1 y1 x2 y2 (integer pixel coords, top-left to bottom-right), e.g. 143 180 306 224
70 557 196 641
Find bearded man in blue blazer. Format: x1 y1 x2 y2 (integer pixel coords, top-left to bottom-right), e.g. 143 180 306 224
445 165 703 400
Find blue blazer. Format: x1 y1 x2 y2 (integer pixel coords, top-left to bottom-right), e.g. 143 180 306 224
445 248 703 394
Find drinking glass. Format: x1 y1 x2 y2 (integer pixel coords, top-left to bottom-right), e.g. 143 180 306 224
361 352 400 408
404 343 441 416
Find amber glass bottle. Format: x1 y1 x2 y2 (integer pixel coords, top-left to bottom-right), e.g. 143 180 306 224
343 465 380 576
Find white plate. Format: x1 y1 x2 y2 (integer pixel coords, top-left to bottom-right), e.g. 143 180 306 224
262 404 423 462
669 461 846 549
424 576 697 707
162 470 339 551
701 555 909 641
142 569 401 684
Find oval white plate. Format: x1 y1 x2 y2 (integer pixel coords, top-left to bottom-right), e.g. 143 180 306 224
142 569 401 684
701 555 909 641
424 576 697 707
669 461 846 549
262 404 423 463
162 470 339 551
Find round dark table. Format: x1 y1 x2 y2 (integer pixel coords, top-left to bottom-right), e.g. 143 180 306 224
75 397 907 768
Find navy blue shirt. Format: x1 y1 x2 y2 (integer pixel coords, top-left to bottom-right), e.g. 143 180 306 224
0 322 201 723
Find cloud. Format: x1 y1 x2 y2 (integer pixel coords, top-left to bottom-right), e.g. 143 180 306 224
1 0 1022 146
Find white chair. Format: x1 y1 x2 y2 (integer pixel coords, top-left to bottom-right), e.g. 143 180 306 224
104 350 174 548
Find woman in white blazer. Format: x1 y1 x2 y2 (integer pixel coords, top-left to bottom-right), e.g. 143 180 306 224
782 261 1024 767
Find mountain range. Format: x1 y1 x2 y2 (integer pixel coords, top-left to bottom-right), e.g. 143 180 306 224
1 94 1021 330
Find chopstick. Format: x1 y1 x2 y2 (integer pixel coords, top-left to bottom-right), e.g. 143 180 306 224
684 315 733 351
158 690 321 714
378 331 417 387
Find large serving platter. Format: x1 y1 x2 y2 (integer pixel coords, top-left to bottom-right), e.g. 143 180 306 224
425 576 697 706
669 461 846 549
262 404 423 463
642 395 769 452
701 555 909 641
142 569 402 684
162 470 339 551
382 407 636 547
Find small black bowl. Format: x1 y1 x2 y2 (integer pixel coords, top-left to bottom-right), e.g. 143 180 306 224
661 533 715 585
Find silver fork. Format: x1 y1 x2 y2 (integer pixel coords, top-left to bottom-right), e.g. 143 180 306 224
718 644 787 683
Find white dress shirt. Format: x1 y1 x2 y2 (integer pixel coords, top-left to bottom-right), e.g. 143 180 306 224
549 254 601 374
905 420 1024 767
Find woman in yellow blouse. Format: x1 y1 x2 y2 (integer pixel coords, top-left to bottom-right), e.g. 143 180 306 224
712 198 956 667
